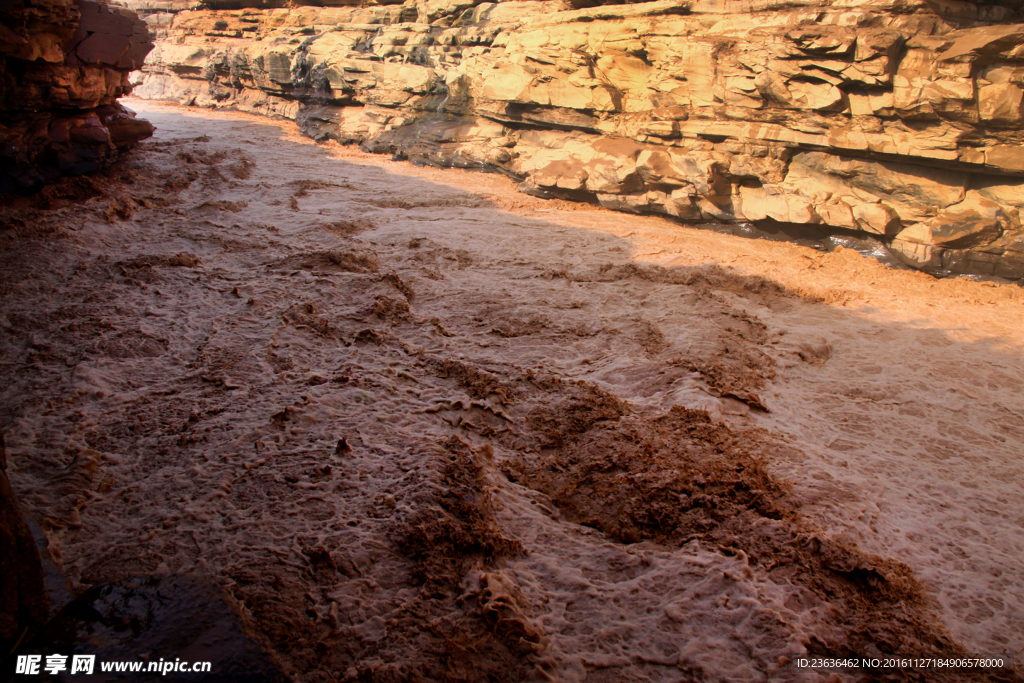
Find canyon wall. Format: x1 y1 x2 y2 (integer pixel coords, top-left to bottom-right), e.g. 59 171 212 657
129 0 1024 278
1 0 155 189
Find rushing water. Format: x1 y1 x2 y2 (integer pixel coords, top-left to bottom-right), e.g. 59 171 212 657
3 101 1023 681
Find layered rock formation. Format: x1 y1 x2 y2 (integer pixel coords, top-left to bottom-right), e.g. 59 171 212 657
131 0 1024 278
1 0 155 190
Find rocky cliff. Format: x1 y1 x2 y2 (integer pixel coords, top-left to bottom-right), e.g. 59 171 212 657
129 0 1024 278
1 0 155 190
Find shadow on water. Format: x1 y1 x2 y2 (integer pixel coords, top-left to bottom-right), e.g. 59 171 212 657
297 108 1022 286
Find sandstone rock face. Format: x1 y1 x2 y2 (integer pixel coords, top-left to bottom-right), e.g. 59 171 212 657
131 0 1024 278
1 0 156 189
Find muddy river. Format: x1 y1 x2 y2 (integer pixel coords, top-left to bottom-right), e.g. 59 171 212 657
1 100 1022 682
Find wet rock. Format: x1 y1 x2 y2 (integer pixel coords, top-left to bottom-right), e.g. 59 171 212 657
889 238 945 271
16 574 291 682
0 432 49 655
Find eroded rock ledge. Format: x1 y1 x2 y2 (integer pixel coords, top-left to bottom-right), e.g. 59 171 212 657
1 0 155 190
129 0 1024 278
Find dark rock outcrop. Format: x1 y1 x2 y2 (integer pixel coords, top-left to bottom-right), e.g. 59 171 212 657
1 0 156 190
15 574 291 682
129 0 1024 279
0 432 49 656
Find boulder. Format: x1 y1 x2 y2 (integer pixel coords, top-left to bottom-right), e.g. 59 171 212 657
894 191 1017 249
889 238 945 271
853 203 901 236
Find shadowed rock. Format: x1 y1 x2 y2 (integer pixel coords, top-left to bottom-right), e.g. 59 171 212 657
0 432 49 656
15 574 291 682
0 0 155 190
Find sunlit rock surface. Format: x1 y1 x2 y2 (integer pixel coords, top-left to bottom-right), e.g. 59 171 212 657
128 0 1024 277
0 0 155 189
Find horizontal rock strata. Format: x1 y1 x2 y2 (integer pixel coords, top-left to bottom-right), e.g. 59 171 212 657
130 0 1024 278
1 0 155 189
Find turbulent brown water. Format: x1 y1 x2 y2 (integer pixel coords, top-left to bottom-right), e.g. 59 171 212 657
1 101 1023 682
